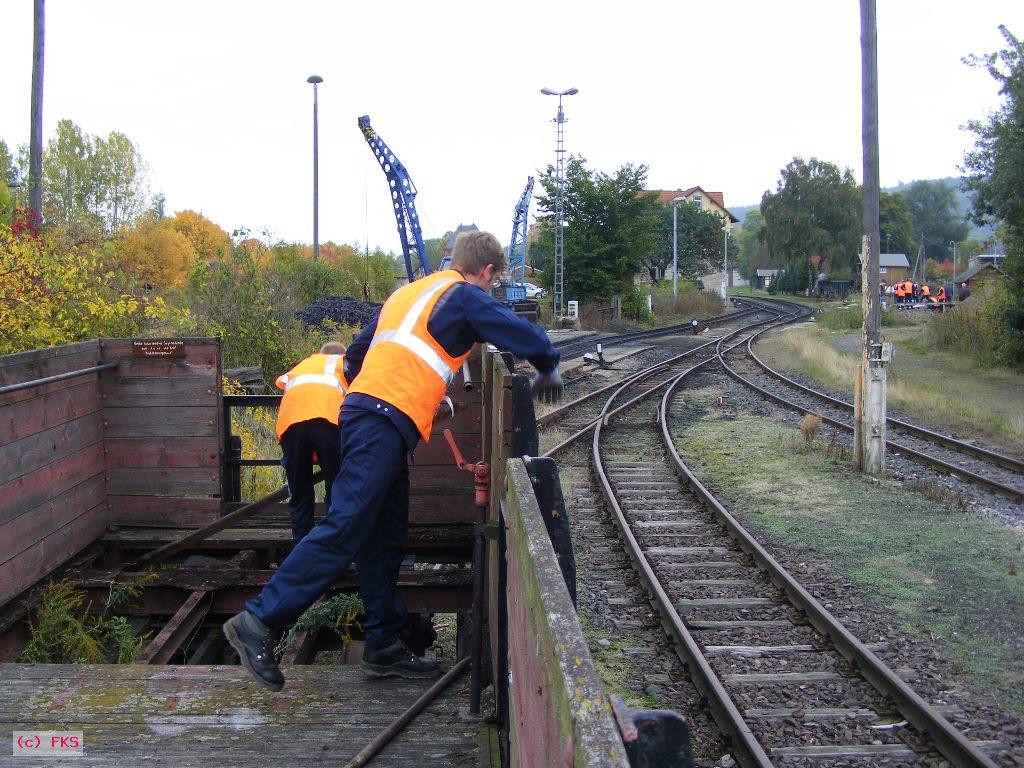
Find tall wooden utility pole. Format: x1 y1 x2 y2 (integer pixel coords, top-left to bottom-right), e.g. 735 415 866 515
854 0 889 475
28 0 45 216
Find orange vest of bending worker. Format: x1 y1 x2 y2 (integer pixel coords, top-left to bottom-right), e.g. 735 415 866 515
347 270 470 442
921 285 931 297
274 353 348 441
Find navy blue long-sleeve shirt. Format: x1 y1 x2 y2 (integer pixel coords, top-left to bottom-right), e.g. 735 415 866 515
342 281 559 448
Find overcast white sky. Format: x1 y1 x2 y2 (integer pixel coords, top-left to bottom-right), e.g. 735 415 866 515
2 1 1021 255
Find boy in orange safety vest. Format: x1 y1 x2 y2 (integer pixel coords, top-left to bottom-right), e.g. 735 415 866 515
274 342 348 543
225 232 561 690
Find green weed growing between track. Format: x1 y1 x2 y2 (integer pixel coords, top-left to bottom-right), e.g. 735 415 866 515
672 397 1024 715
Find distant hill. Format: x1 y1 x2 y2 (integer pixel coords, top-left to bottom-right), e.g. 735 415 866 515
731 177 994 242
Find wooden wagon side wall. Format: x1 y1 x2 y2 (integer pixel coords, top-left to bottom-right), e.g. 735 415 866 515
0 341 107 607
99 338 223 528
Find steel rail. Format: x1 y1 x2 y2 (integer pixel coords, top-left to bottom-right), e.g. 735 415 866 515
0 361 118 396
659 355 1000 768
742 330 1024 474
542 305 790 458
581 307 808 767
718 337 1024 504
538 303 772 429
551 300 763 360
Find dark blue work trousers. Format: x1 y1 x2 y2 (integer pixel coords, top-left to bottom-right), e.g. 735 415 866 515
247 409 410 653
279 418 340 543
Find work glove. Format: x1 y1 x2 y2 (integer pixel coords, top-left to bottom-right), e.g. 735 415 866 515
531 368 564 404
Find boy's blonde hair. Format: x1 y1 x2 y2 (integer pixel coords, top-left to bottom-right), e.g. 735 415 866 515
320 342 347 355
451 231 508 275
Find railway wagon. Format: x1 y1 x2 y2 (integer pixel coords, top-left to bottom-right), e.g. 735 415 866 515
0 337 687 767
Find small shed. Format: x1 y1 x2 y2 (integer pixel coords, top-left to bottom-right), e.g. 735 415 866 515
879 253 910 281
754 268 779 290
954 262 1005 294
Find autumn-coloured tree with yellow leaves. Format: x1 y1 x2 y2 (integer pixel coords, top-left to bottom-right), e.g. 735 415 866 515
0 222 178 355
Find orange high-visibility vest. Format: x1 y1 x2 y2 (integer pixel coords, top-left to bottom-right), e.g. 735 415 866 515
347 270 470 442
274 353 347 440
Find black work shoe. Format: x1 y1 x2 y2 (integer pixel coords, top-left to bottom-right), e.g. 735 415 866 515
362 640 442 679
223 611 284 692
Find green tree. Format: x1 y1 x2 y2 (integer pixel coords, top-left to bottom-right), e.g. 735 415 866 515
900 179 969 259
535 156 660 301
42 119 102 231
735 209 769 280
879 191 917 259
759 157 861 291
645 200 731 282
962 25 1024 365
95 131 147 233
0 141 14 186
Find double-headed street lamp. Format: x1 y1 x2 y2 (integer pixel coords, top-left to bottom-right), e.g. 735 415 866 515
307 75 323 260
671 195 686 308
541 86 578 318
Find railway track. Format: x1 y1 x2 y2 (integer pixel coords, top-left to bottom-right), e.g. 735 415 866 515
539 301 796 457
541 298 1006 767
719 318 1024 506
550 299 769 362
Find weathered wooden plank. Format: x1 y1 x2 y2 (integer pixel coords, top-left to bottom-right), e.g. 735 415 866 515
103 356 216 378
137 590 211 664
0 410 103 486
101 375 218 407
723 671 844 684
0 474 105 567
0 380 101 445
105 466 220 497
104 436 220 469
0 503 106 608
99 525 472 552
98 337 219 362
0 340 98 370
408 497 476 524
103 406 218 438
504 459 630 768
0 349 101 404
0 443 105 526
106 496 221 527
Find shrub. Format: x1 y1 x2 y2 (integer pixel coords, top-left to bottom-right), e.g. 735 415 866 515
925 288 1005 365
798 413 823 448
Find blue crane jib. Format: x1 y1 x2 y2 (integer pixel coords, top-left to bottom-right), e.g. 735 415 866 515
504 176 535 301
358 115 431 281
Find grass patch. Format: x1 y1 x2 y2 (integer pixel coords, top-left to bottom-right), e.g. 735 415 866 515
579 616 661 710
673 409 1024 714
759 324 1024 454
818 304 912 331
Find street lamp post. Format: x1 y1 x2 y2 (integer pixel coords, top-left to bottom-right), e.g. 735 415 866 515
949 240 958 303
671 195 686 309
541 86 578 318
307 75 323 260
722 227 730 302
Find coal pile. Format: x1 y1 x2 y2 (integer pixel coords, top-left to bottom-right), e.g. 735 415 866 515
297 296 381 330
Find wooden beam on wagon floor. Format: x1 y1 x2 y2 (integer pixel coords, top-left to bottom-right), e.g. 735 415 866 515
127 472 323 569
137 590 211 664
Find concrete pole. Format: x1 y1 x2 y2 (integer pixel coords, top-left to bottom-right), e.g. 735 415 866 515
28 0 45 217
854 0 887 476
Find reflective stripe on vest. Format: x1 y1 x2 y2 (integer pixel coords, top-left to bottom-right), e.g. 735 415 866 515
281 354 344 392
368 279 458 385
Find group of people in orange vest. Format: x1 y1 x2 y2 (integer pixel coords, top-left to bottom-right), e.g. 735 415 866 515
884 280 948 306
223 230 562 691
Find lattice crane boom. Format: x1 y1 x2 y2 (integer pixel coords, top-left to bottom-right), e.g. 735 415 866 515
358 115 430 281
